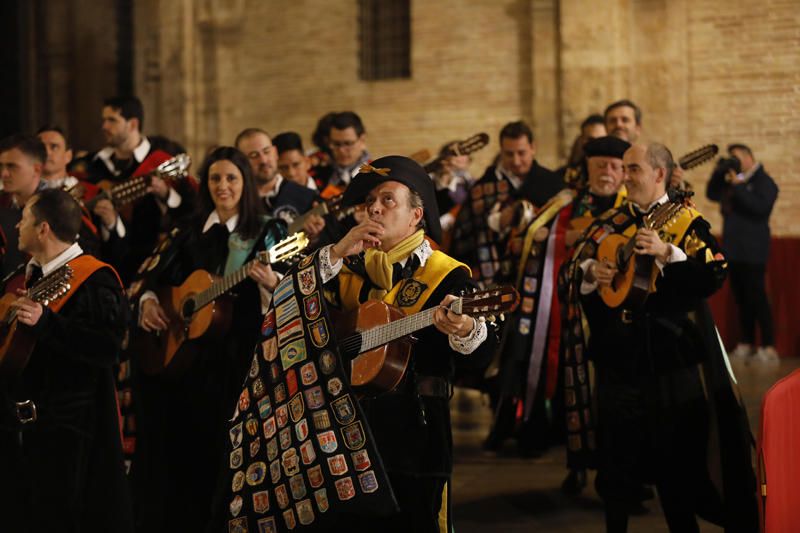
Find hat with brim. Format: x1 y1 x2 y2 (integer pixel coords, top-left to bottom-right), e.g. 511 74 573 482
342 155 442 244
583 136 631 160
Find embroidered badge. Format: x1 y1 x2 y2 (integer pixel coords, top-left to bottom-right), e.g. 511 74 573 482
230 448 243 469
312 409 331 430
317 430 338 453
303 293 321 321
295 418 309 441
252 378 266 400
523 276 537 294
232 470 245 492
283 508 297 530
397 279 428 308
228 517 246 531
270 458 282 484
245 415 259 437
351 449 371 471
282 448 300 477
275 405 289 428
275 484 289 509
298 254 314 269
289 393 305 422
300 439 316 464
341 420 366 450
273 276 295 306
270 364 282 386
318 350 337 375
263 416 277 439
286 369 299 397
257 516 277 533
261 310 276 337
521 296 535 314
331 395 356 425
289 473 307 499
358 470 379 493
262 337 278 362
258 396 272 419
249 357 260 379
296 498 315 525
279 427 292 450
280 338 308 370
300 362 318 386
335 477 356 501
326 377 343 397
246 461 267 486
327 454 349 476
308 464 324 488
304 386 326 409
249 437 261 458
278 318 304 347
276 298 300 327
298 266 317 295
314 488 329 513
238 389 251 412
519 318 531 335
252 490 270 514
230 422 243 449
307 319 330 348
266 438 278 461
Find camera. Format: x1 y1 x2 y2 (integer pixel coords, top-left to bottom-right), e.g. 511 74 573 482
715 156 742 175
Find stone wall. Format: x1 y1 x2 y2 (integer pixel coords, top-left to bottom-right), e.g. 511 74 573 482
121 0 797 235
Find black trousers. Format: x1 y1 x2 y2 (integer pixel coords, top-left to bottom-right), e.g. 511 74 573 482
728 261 774 346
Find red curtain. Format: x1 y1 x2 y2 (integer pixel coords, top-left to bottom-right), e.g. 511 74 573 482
708 237 799 358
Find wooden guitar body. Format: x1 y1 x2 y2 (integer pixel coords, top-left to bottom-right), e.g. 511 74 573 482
136 269 232 375
0 293 35 377
597 233 655 309
337 300 413 395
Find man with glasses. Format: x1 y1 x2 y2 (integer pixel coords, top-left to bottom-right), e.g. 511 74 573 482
314 111 370 199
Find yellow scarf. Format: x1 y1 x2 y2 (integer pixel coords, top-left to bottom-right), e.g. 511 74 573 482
363 229 425 300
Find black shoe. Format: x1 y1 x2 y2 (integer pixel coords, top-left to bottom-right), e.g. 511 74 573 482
561 469 587 495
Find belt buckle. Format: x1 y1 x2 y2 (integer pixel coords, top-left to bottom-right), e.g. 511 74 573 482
15 400 37 424
621 309 634 324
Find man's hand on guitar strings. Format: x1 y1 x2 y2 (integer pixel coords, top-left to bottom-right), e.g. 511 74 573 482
433 294 475 337
140 299 169 332
12 291 43 326
589 259 618 287
634 228 671 263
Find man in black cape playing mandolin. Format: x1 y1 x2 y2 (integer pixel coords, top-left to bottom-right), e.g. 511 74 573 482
560 142 758 532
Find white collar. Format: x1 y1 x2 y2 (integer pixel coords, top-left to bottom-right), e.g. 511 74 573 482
28 242 84 278
202 211 239 234
398 237 434 268
42 175 79 190
94 136 152 174
263 174 284 199
630 192 670 212
495 165 523 190
305 176 318 191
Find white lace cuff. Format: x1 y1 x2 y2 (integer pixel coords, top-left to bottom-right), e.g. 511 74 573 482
449 317 488 354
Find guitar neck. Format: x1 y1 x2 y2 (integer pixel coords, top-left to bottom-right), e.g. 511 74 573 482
288 202 330 234
193 257 261 310
109 177 150 207
339 306 440 355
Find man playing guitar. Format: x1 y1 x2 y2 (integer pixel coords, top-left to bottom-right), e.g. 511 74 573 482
317 156 495 532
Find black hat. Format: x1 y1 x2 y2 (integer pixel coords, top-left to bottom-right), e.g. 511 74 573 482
342 155 442 244
583 136 631 160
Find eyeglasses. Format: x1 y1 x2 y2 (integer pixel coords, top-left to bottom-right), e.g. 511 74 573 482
329 140 359 150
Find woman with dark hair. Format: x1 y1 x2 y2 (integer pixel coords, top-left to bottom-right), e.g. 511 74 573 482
132 146 287 533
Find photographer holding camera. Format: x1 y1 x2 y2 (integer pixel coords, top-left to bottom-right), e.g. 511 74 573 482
706 143 779 362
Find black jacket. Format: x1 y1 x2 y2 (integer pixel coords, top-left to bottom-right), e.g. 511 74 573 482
706 163 778 264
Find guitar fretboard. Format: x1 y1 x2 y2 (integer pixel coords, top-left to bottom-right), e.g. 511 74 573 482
338 306 443 356
193 259 256 310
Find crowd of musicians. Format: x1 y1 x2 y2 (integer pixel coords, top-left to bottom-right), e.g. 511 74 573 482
0 95 779 533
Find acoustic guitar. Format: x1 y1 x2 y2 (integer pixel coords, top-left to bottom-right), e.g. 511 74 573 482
68 153 192 214
596 190 693 309
136 231 309 375
0 265 74 377
336 285 519 395
423 132 490 174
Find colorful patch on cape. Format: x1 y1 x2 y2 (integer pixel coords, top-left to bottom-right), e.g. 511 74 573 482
300 439 316 464
262 337 278 362
296 498 315 525
261 310 276 336
335 477 356 501
318 350 337 375
327 454 349 476
289 473 307 500
358 470 379 493
275 298 300 328
298 266 317 295
307 464 324 488
351 449 371 471
300 362 318 386
304 385 326 409
331 395 356 425
303 293 321 321
252 490 270 514
273 276 295 306
307 319 330 348
341 420 366 450
280 338 308 370
278 317 304 346
396 279 428 308
314 488 329 513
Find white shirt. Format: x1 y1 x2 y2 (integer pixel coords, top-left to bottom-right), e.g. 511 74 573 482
27 242 83 280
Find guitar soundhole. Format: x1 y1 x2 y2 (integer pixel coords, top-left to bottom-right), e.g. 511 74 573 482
181 298 196 320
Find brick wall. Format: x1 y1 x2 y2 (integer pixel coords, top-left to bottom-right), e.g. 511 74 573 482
130 0 798 235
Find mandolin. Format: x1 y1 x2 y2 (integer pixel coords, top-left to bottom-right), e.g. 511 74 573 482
135 232 309 375
597 191 693 309
68 153 192 213
0 265 74 377
336 285 519 395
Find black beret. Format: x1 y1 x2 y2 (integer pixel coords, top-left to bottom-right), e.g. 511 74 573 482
583 136 631 160
342 155 442 244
